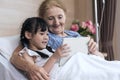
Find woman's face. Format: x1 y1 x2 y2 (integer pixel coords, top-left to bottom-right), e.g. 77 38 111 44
43 6 66 35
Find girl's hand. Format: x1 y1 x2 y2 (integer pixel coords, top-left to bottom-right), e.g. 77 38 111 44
52 44 71 60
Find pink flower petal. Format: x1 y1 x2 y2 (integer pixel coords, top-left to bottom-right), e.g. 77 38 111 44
70 24 79 31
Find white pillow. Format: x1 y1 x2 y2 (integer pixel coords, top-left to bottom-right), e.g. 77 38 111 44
0 35 20 60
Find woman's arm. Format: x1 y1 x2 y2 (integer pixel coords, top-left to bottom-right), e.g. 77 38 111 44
10 44 50 80
10 44 32 71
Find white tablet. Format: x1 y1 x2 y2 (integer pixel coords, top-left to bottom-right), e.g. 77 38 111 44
59 37 90 66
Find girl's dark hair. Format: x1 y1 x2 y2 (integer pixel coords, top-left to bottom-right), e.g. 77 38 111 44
20 17 48 47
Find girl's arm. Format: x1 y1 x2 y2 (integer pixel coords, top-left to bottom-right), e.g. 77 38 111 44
43 44 70 73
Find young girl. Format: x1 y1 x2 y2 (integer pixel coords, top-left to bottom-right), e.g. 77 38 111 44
18 17 70 80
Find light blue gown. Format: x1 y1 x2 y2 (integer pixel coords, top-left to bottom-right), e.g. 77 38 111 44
48 30 81 50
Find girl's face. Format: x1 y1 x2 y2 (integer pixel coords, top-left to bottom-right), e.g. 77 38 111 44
43 6 66 35
28 29 49 50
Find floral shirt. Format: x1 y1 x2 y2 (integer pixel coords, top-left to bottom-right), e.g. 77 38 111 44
48 30 81 50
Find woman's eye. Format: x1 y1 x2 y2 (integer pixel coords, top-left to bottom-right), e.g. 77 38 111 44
58 15 63 19
48 17 53 20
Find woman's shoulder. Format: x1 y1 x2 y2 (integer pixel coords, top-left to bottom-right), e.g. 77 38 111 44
65 30 81 37
48 32 63 50
48 32 57 38
65 30 78 33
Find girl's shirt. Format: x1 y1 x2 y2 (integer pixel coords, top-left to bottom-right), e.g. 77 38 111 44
48 30 81 50
19 47 52 66
19 47 63 80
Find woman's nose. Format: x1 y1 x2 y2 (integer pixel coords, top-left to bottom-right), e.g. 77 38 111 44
54 18 59 25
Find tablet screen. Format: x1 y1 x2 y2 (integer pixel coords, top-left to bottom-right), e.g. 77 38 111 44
59 37 90 66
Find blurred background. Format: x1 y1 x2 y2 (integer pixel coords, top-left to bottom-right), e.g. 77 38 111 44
0 0 119 60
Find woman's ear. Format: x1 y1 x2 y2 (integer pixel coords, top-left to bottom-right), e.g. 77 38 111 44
25 31 32 39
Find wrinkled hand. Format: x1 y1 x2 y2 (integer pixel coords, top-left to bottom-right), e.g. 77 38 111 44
26 65 50 80
88 37 98 54
87 37 104 58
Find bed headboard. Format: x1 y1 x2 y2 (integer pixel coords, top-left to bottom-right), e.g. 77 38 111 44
0 0 44 37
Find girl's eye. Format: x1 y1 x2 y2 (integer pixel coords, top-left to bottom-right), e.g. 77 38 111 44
39 32 44 35
47 32 49 35
39 32 48 36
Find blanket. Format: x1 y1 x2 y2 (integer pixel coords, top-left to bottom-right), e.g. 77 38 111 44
24 48 120 80
55 52 120 80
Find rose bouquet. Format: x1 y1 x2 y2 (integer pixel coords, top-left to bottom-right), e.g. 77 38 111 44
70 20 96 37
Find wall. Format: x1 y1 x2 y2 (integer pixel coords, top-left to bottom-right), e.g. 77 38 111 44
74 0 93 23
0 0 43 36
113 0 120 60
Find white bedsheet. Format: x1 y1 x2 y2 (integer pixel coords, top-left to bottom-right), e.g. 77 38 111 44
0 55 27 80
55 52 120 80
20 48 120 80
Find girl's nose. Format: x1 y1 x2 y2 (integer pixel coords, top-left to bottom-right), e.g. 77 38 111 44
44 35 49 40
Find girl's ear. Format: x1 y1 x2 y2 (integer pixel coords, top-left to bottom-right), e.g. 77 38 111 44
25 31 32 39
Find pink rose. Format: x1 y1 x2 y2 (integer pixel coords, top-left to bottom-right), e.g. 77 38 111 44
70 24 79 31
86 25 96 34
83 20 95 34
70 20 96 37
81 20 93 29
91 27 96 34
85 20 93 26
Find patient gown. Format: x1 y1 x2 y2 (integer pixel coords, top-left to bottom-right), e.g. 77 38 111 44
23 48 120 80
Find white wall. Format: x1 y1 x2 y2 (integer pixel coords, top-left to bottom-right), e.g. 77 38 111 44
0 0 43 36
